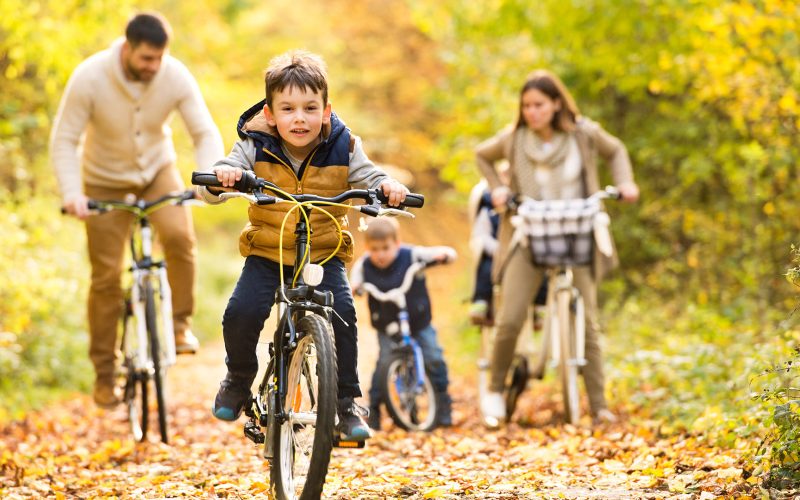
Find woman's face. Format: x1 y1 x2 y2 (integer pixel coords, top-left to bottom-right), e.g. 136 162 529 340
521 88 560 133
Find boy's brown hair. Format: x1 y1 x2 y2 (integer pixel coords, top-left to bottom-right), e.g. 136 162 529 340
264 50 328 107
364 217 399 242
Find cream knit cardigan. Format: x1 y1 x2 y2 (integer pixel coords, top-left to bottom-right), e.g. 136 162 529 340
50 38 224 202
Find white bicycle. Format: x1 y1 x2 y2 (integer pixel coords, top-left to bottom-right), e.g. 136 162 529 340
501 186 621 425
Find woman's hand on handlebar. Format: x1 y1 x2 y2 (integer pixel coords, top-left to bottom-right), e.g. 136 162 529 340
616 182 640 203
379 179 409 207
63 194 91 220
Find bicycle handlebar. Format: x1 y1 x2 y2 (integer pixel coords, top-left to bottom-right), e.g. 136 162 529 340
60 190 197 215
191 170 425 209
509 186 621 211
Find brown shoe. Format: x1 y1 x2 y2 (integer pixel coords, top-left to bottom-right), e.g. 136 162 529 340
175 329 199 355
93 377 121 409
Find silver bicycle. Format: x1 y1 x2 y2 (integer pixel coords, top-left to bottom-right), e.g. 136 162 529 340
66 190 198 443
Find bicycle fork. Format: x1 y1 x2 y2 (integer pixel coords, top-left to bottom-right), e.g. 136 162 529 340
546 270 586 369
397 311 426 391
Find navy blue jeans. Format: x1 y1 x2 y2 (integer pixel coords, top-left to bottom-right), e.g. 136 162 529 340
368 323 450 406
222 255 361 398
472 254 494 304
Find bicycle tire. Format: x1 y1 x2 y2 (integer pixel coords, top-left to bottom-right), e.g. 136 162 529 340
380 351 437 432
121 307 149 441
271 314 336 500
145 280 169 444
505 354 529 422
557 289 581 424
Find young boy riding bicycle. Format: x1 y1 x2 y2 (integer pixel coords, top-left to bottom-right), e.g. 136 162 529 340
198 50 408 440
350 218 457 430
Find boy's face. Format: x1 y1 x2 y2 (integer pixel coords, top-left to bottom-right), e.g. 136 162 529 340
264 86 332 159
366 237 400 269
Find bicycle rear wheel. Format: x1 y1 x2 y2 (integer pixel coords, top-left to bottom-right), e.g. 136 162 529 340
505 354 529 422
557 289 581 424
144 280 169 444
380 350 437 432
271 314 336 500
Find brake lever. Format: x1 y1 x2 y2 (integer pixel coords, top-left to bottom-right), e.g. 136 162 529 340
378 208 415 219
219 192 258 203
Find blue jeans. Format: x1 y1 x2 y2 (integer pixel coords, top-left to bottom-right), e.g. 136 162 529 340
368 323 450 405
222 255 361 398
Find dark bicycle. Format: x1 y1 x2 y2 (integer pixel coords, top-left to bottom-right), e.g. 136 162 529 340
191 170 423 500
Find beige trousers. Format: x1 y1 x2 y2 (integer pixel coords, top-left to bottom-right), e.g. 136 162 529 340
84 166 196 378
490 246 608 413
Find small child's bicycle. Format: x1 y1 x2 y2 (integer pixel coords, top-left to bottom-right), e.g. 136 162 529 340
355 259 446 432
62 190 198 443
192 170 423 500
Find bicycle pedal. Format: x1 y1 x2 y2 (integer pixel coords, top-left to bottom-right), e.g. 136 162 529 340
333 438 366 449
243 421 265 444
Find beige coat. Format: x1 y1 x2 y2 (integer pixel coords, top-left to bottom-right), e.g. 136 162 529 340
475 118 634 283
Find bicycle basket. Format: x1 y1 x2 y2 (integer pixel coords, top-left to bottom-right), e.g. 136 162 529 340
511 197 601 267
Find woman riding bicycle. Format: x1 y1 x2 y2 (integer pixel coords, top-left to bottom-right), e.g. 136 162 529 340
476 69 639 425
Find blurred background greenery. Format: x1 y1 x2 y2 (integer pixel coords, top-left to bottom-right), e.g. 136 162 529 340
1 0 799 478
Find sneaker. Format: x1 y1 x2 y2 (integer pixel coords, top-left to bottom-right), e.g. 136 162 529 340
469 300 489 325
93 376 121 409
337 397 372 440
593 408 619 425
480 391 506 422
367 404 381 431
212 373 252 421
175 330 199 355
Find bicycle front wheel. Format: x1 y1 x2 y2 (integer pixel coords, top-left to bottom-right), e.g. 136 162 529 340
380 351 437 432
144 280 169 444
271 314 336 500
557 289 581 424
121 307 148 441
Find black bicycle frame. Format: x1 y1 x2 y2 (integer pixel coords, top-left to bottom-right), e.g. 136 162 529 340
268 204 335 426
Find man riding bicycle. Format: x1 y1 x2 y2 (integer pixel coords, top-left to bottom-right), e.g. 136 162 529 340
50 12 224 407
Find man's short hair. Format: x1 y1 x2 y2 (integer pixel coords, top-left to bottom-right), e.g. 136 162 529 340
264 50 328 107
125 12 172 48
365 218 399 242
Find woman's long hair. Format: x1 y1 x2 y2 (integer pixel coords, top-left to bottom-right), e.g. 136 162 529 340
515 70 580 132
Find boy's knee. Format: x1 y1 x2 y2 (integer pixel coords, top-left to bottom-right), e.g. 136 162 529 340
223 297 261 331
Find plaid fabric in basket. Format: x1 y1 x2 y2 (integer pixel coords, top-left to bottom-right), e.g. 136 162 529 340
511 197 602 267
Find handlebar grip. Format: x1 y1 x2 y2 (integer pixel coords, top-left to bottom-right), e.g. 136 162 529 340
375 190 425 208
191 170 260 192
191 172 223 187
60 200 100 214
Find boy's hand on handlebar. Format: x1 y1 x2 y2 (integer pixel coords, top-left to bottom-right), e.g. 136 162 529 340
491 186 511 209
63 194 90 220
617 182 640 203
379 179 409 207
435 248 458 263
210 166 243 192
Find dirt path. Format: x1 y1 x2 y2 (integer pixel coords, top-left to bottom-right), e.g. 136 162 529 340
1 330 755 499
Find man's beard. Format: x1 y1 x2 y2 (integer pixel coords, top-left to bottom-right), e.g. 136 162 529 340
125 59 154 82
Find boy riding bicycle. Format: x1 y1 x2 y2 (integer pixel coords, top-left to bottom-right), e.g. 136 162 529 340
349 218 457 430
198 50 408 440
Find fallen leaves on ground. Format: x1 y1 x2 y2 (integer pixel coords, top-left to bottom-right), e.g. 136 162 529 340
1 345 760 499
